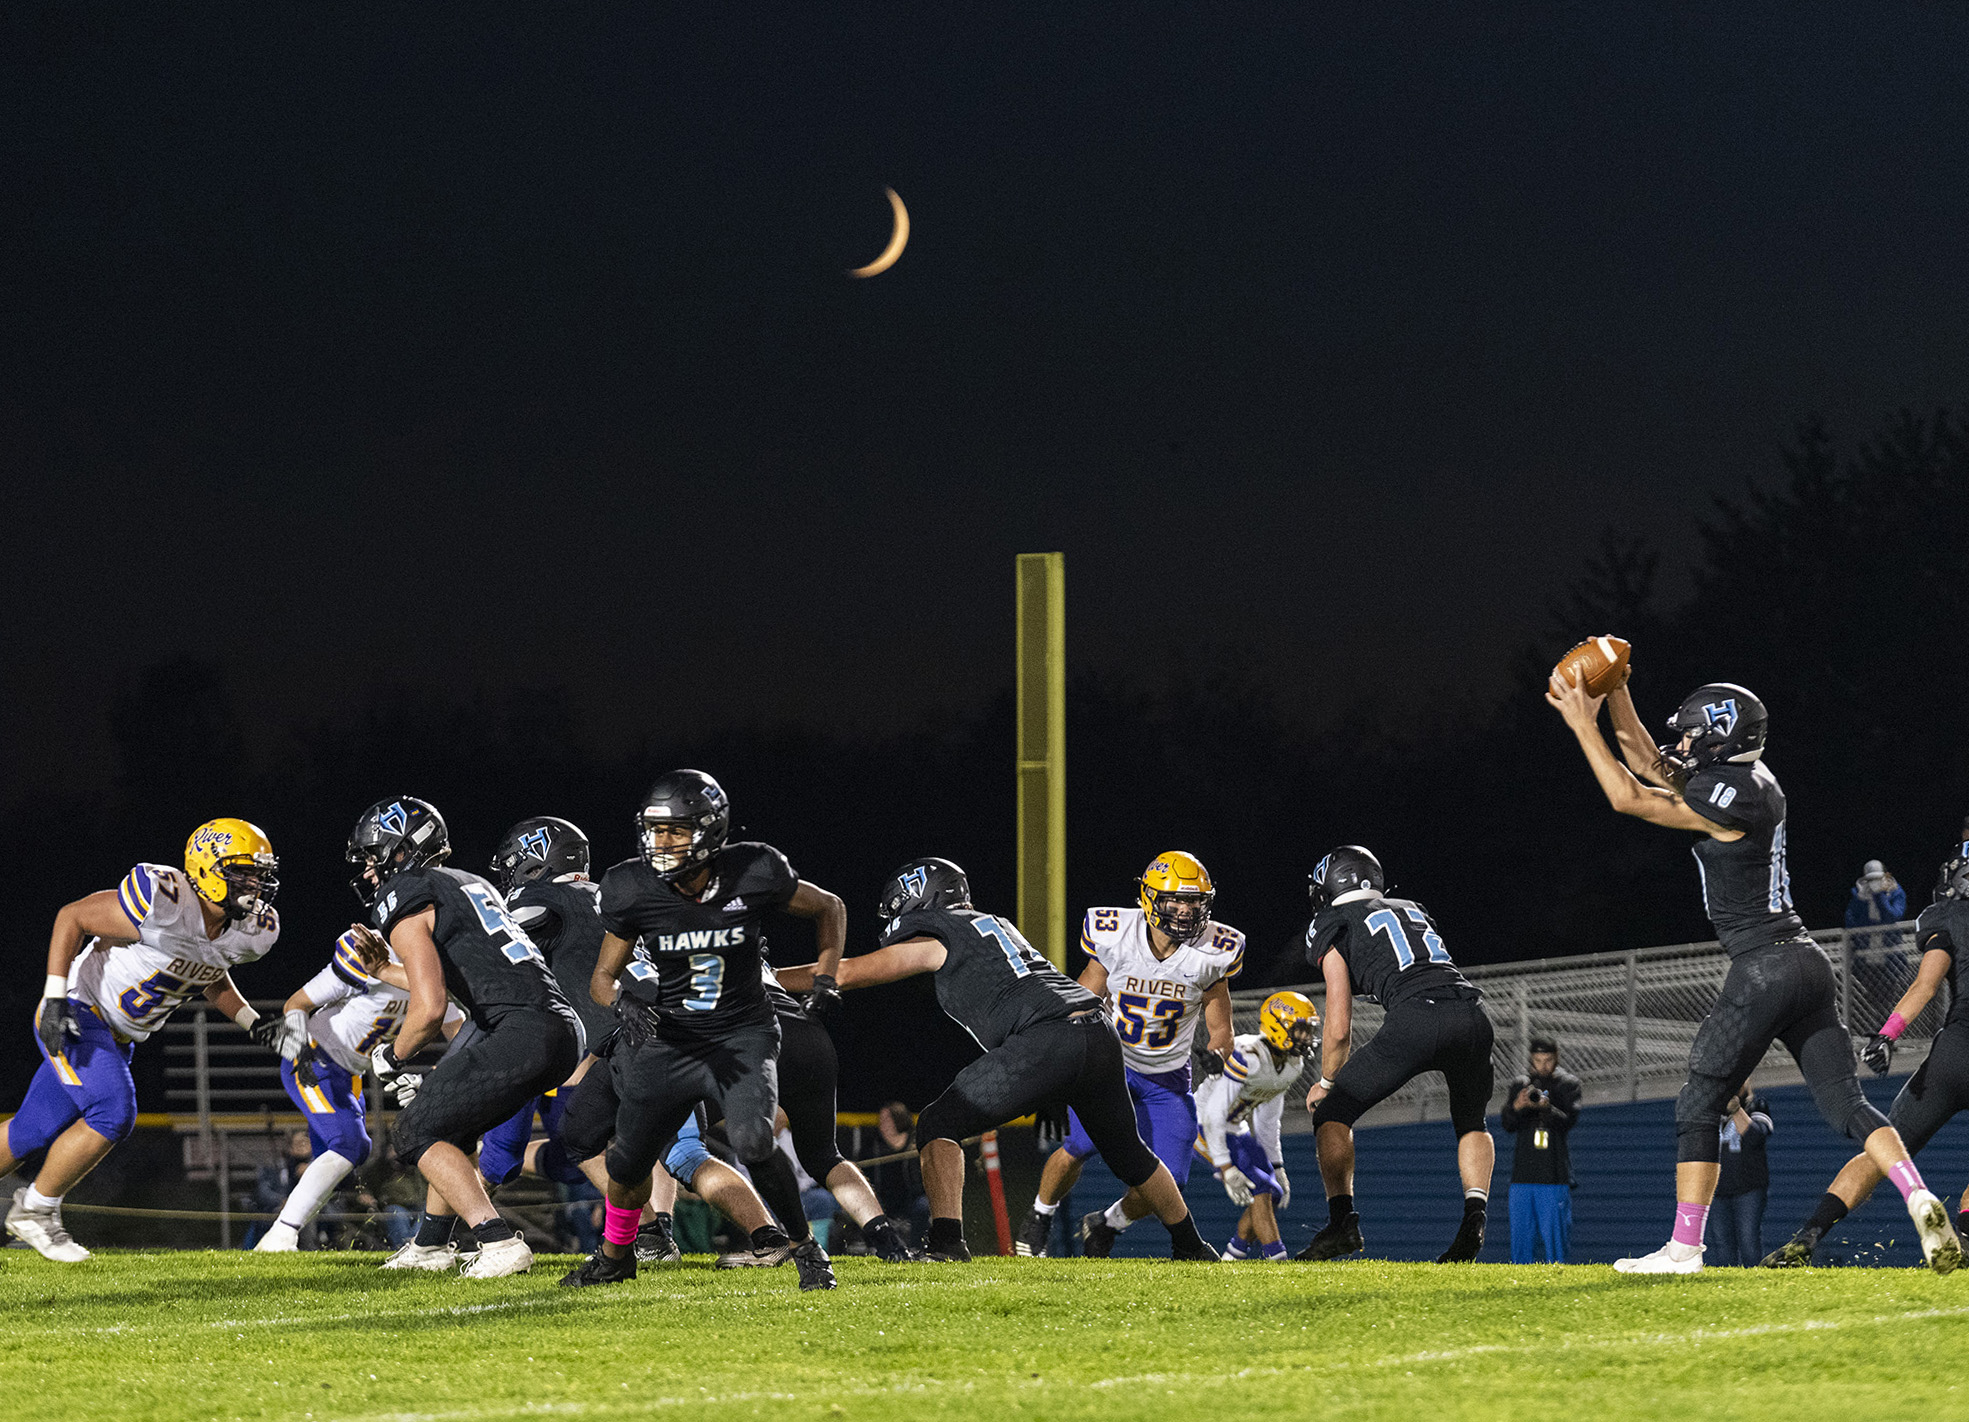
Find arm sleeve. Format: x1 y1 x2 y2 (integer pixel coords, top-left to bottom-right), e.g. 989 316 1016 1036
301 962 359 1010
1198 1085 1232 1168
1304 916 1342 969
1254 1094 1286 1165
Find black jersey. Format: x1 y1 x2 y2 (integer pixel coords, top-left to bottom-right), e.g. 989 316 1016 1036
1683 761 1808 957
1914 898 1969 1030
759 960 806 1020
508 876 611 1047
879 905 1100 1050
372 865 571 1029
1305 893 1476 1013
598 842 800 1034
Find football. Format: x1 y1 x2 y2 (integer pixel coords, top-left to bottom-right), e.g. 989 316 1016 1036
1553 634 1631 696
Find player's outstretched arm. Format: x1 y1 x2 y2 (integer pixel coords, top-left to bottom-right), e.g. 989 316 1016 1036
1863 946 1954 1074
1547 670 1730 834
1605 679 1675 789
780 938 949 993
785 881 848 981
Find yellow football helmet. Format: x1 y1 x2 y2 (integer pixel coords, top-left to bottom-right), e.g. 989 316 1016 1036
1259 991 1319 1053
185 818 279 917
1138 850 1215 945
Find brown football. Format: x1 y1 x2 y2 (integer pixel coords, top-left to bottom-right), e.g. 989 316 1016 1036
1553 634 1632 696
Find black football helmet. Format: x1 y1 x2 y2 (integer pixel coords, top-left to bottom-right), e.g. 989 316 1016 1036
1937 842 1969 902
1659 683 1768 777
347 797 451 907
877 858 973 923
490 816 591 896
1308 845 1385 912
636 770 730 880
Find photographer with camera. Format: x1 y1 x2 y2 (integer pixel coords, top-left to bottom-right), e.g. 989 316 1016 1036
1501 1037 1582 1263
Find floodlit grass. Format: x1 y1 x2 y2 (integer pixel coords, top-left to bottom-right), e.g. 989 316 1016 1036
1 1250 1966 1420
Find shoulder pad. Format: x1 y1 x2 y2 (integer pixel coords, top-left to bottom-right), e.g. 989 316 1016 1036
118 863 173 928
1080 906 1130 951
331 931 380 988
723 842 799 901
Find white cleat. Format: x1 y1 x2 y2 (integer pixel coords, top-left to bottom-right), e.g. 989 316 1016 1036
6 1188 91 1262
379 1240 459 1271
459 1235 533 1279
1907 1189 1962 1275
1614 1241 1705 1275
254 1222 300 1253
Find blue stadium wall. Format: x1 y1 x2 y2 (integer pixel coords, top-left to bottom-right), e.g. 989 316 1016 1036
1052 1076 1968 1266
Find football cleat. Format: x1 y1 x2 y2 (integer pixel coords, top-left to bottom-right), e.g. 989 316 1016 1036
861 1215 921 1262
923 1238 972 1263
1080 1210 1118 1259
634 1216 682 1264
1614 1242 1704 1274
1170 1234 1221 1262
1139 851 1215 945
560 1248 637 1287
379 1240 459 1272
1295 1213 1365 1262
715 1237 798 1269
1908 1189 1963 1275
6 1189 90 1263
253 1222 300 1253
460 1235 533 1279
1760 1229 1821 1268
184 818 279 917
1436 1209 1486 1263
792 1237 839 1291
1015 1208 1053 1258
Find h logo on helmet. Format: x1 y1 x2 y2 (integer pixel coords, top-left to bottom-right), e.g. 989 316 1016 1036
901 866 929 898
1314 853 1332 883
1701 699 1740 736
379 803 408 836
518 828 551 859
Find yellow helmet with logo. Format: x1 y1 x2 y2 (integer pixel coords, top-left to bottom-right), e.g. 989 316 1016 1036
185 818 279 917
1138 850 1215 945
1259 990 1318 1053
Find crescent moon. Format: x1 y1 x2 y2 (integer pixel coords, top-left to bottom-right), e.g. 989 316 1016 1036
848 187 909 278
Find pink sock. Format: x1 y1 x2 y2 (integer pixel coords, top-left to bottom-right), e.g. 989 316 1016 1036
1888 1159 1929 1202
1672 1202 1709 1247
604 1202 641 1247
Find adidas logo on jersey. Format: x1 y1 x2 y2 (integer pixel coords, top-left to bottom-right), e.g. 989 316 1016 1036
723 898 747 912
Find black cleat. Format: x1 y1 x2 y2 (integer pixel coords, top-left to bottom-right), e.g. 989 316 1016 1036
1080 1210 1118 1259
861 1216 922 1263
1759 1230 1821 1268
1436 1209 1486 1263
634 1216 681 1264
792 1237 839 1291
1171 1234 1222 1262
715 1239 798 1269
559 1248 637 1287
1295 1213 1365 1262
1015 1209 1053 1258
924 1237 973 1263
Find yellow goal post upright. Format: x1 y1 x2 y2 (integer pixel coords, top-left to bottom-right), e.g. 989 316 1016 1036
1015 552 1066 969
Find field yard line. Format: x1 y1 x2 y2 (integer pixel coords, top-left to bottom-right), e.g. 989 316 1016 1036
19 1287 693 1340
326 1304 1969 1422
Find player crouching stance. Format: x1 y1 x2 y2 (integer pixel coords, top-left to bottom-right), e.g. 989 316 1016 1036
1018 852 1241 1258
1299 846 1496 1264
3 819 291 1261
784 859 1219 1262
350 798 583 1279
1203 992 1316 1260
1549 667 1958 1274
1764 843 1969 1266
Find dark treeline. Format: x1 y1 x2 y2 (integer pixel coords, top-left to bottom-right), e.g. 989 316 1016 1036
7 408 1964 1111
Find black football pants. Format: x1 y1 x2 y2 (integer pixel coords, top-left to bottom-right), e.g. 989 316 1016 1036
605 1019 781 1185
393 1007 582 1167
1313 995 1496 1136
1676 941 1887 1162
915 1013 1161 1189
1890 1020 1969 1155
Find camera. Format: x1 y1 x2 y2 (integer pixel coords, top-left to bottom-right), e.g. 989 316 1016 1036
1527 1087 1548 1105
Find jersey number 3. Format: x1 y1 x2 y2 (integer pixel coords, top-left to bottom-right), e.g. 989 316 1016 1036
1365 906 1451 970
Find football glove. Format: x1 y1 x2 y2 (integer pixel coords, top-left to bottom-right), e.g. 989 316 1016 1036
804 973 842 1018
1221 1166 1255 1207
1274 1166 1291 1211
292 1042 322 1089
248 1009 310 1062
1861 1033 1895 1076
369 1040 421 1106
1199 1048 1227 1078
36 994 79 1059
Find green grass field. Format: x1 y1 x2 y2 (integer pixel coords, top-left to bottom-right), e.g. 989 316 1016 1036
2 1251 1965 1421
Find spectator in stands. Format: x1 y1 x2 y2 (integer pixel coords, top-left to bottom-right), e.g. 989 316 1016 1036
243 1130 314 1249
1847 860 1907 936
1707 1081 1773 1265
1501 1037 1581 1263
870 1101 929 1244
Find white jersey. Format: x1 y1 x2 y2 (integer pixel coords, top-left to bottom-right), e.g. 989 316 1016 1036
69 863 279 1041
1081 906 1244 1073
1195 1032 1307 1169
295 930 464 1075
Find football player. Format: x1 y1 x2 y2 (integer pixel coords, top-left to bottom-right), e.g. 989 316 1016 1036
255 925 464 1251
1298 846 1495 1264
586 771 843 1288
3 819 291 1262
350 797 583 1279
1549 669 1958 1274
780 857 1220 1262
1763 843 1969 1265
1199 992 1316 1260
1016 852 1242 1258
475 818 613 1198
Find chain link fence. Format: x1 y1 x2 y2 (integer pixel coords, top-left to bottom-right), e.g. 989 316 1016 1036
1230 922 1936 1133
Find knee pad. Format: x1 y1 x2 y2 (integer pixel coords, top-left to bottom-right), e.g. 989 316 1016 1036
1674 1080 1725 1163
662 1133 713 1190
725 1116 777 1166
914 1094 975 1148
1808 1075 1887 1145
318 1119 373 1168
477 1141 525 1187
1311 1088 1366 1131
81 1089 137 1144
536 1138 589 1187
